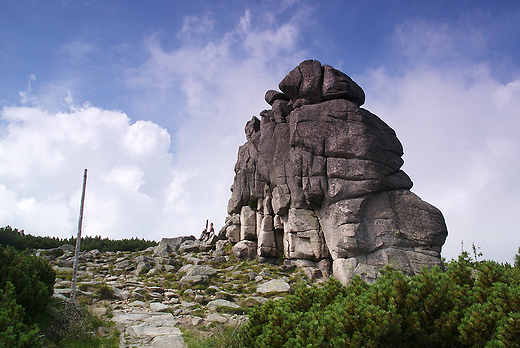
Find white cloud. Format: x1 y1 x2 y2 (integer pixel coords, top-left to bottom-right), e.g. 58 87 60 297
124 9 308 237
0 104 175 240
19 75 36 105
0 8 308 242
103 166 145 192
177 15 215 41
392 19 487 68
123 120 170 156
58 40 100 62
361 19 520 263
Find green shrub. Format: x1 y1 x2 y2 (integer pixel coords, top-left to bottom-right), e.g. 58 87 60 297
240 249 520 348
0 282 42 348
0 245 55 325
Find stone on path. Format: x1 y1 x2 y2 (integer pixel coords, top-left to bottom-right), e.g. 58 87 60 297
150 302 171 312
112 310 185 347
151 334 186 348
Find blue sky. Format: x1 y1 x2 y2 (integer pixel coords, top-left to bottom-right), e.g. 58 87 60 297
1 0 520 263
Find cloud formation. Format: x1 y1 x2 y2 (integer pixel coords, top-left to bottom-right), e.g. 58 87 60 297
361 19 520 262
1 9 308 242
0 104 174 240
123 10 308 237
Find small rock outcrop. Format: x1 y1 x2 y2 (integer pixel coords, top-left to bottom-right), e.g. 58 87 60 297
224 60 448 285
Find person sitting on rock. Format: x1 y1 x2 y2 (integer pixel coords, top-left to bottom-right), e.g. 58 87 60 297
200 222 215 242
207 222 215 240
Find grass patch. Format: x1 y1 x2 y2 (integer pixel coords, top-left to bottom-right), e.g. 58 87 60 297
43 298 119 348
77 283 114 300
182 324 244 348
205 287 217 295
56 269 73 281
223 243 234 255
192 283 208 291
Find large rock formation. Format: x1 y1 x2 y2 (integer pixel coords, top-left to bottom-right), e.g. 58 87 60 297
223 60 447 285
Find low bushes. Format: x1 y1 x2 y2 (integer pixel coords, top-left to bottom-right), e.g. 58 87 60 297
0 244 118 347
0 245 55 325
0 245 56 347
0 282 42 348
239 251 520 348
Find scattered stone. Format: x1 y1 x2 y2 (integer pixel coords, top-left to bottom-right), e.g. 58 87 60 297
184 256 201 265
164 291 178 298
180 275 208 284
191 317 204 326
54 288 72 297
43 231 318 348
212 256 227 263
179 240 201 253
129 300 147 307
58 244 75 252
128 321 182 339
207 299 240 312
136 255 154 264
131 291 145 300
259 270 270 277
206 313 228 323
151 334 185 348
257 279 291 294
159 236 196 251
91 306 107 317
147 268 161 277
232 240 257 259
178 264 195 274
150 302 170 312
154 243 174 257
188 265 217 277
184 289 195 297
136 261 151 275
112 287 131 300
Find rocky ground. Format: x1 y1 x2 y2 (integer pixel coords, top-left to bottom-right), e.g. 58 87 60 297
40 238 308 347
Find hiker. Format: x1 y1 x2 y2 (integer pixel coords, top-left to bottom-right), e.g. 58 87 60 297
200 222 215 242
208 222 215 239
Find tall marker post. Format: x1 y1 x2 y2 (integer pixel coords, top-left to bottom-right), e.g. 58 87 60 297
71 169 87 302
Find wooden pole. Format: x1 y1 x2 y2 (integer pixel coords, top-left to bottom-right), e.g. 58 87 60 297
71 169 87 302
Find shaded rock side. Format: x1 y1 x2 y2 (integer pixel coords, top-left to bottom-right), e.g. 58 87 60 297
224 60 448 286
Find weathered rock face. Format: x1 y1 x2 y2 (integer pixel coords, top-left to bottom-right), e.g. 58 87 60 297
225 60 448 285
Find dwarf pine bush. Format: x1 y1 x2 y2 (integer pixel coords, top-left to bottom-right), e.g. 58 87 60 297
0 245 55 325
0 282 42 348
239 250 520 348
0 245 55 347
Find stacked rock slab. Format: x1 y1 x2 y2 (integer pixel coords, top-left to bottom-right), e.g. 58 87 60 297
225 60 448 286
